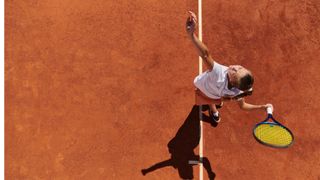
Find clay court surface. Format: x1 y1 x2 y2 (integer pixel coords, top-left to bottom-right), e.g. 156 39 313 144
5 0 320 179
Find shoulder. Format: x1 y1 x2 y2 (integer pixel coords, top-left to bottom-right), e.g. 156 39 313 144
212 62 228 72
208 62 228 79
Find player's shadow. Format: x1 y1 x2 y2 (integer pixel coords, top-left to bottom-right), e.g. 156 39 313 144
141 105 216 180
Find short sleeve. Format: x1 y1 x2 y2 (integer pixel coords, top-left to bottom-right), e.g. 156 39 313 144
212 62 225 74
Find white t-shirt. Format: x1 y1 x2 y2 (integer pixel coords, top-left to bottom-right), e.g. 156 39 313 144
194 62 242 99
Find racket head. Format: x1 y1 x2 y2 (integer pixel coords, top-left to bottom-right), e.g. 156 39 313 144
253 117 294 148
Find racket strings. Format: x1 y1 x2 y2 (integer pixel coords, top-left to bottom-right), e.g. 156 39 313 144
259 125 288 143
254 123 293 147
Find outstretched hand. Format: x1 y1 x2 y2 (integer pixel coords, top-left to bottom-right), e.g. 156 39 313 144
263 104 273 111
186 11 197 35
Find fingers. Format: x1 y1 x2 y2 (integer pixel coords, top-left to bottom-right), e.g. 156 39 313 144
188 11 197 23
266 103 273 108
188 11 197 21
265 103 274 111
186 11 198 33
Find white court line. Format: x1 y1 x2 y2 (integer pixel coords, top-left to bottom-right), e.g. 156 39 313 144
198 0 203 179
0 0 4 178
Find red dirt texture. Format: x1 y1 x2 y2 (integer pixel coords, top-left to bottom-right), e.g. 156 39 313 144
5 0 320 179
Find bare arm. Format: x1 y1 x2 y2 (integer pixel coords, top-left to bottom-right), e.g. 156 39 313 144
186 11 214 69
237 98 273 111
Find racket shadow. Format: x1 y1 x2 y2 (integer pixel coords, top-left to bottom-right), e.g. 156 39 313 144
141 105 216 180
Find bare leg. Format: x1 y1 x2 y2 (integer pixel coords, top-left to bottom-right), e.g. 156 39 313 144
209 103 221 123
209 104 218 113
194 88 222 125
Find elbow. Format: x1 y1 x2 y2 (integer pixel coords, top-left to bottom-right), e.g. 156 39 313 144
202 49 210 58
238 102 247 110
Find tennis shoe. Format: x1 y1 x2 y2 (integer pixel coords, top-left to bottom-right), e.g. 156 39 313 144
209 108 221 123
215 102 223 109
208 113 220 129
212 114 221 123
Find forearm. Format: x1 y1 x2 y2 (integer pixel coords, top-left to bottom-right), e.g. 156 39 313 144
189 33 210 60
186 11 214 68
240 102 265 111
237 98 273 112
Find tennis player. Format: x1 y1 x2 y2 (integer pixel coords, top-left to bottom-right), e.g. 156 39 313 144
186 11 273 123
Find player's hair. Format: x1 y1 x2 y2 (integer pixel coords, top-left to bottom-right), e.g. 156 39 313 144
238 72 254 91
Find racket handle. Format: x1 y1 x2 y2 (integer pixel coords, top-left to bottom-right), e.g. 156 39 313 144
267 107 273 115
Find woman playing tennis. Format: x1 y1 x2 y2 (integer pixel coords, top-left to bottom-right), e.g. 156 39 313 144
187 11 273 123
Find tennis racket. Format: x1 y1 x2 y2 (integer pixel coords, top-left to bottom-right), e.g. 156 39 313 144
253 107 294 148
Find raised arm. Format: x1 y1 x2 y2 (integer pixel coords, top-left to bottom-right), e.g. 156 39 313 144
186 11 214 69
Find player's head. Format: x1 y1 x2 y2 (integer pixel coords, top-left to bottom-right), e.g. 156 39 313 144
227 65 254 91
